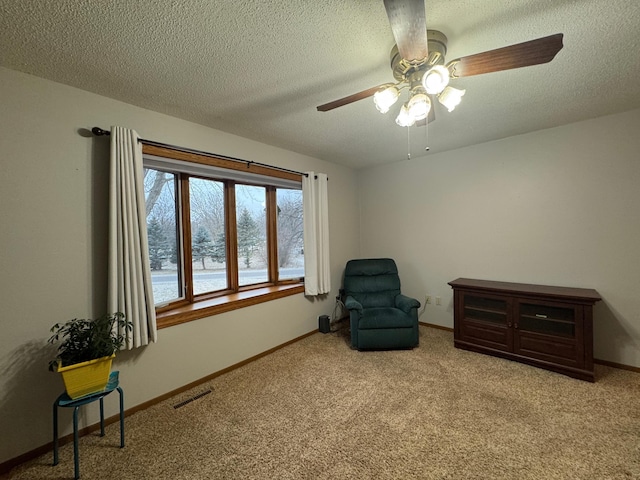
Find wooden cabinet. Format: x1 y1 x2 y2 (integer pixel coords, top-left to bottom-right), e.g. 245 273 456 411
448 278 601 382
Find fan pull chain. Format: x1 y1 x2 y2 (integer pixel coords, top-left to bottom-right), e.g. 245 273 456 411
407 125 411 160
425 118 430 152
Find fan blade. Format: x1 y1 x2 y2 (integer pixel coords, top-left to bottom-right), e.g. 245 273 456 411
317 84 386 112
448 33 563 78
415 105 435 127
383 0 428 63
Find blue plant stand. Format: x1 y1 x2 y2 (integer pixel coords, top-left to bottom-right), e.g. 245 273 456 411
52 370 124 479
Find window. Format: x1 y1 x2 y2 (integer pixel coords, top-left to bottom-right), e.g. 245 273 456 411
142 144 304 327
144 169 181 305
190 177 227 295
276 188 304 281
236 185 267 286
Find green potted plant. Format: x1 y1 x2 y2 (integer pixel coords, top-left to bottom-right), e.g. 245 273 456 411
48 312 132 399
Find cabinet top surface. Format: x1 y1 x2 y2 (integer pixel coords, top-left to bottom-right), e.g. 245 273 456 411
448 278 601 303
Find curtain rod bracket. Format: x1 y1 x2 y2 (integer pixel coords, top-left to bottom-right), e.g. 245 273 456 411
92 127 110 136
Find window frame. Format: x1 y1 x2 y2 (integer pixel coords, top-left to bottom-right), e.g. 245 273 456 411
142 144 305 329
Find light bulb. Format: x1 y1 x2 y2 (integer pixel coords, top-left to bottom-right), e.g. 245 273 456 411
422 65 450 95
395 104 415 127
438 86 465 112
407 93 431 121
373 85 399 113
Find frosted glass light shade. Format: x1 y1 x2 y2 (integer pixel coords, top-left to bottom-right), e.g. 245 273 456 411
438 86 466 112
422 65 450 95
373 85 399 113
395 104 415 127
407 93 431 121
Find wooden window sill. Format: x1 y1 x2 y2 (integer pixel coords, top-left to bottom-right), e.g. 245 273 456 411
156 283 305 329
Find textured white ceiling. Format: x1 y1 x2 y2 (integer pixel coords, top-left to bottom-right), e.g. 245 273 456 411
1 0 640 169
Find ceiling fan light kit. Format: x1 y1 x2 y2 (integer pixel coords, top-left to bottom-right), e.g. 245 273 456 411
381 27 451 127
422 64 450 95
406 90 431 121
395 104 415 127
438 86 466 112
373 84 401 113
317 0 564 134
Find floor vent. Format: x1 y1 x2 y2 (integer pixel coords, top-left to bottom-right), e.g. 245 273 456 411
173 389 212 409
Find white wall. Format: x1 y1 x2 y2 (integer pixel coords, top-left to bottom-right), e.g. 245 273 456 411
358 108 640 368
0 67 360 464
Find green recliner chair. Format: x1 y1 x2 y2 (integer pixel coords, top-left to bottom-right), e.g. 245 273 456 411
343 258 420 350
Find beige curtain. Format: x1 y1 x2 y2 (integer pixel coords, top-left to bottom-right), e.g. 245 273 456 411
302 172 330 296
107 126 157 348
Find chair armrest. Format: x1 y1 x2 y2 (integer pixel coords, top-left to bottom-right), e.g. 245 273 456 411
395 294 420 313
344 295 363 313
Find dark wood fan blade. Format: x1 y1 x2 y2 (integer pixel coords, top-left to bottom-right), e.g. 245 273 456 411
383 0 428 63
448 33 563 78
317 84 386 112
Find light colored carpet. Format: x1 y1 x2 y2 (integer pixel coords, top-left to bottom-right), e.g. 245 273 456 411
8 326 640 479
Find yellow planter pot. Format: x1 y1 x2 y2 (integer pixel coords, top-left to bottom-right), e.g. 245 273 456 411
56 354 115 399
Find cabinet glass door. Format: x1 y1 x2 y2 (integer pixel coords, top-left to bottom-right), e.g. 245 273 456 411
514 300 582 368
518 303 575 338
459 293 511 351
464 295 508 326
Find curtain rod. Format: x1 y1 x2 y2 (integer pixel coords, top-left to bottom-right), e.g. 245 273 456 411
91 127 313 178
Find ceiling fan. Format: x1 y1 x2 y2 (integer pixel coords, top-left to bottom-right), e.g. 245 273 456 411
317 0 564 128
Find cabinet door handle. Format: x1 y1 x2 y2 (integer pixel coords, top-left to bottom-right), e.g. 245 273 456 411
535 314 548 318
507 322 512 328
514 323 519 329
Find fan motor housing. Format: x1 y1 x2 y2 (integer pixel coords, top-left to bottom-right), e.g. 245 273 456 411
390 29 448 82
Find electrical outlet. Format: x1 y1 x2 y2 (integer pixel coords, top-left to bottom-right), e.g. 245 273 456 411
435 296 441 305
425 295 431 304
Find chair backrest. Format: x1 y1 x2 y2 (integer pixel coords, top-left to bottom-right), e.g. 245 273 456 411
343 258 401 308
